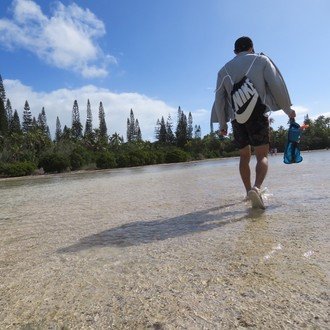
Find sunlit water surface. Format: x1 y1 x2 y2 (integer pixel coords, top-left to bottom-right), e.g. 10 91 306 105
0 150 329 329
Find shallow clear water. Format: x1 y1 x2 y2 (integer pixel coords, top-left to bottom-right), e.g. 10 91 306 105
0 150 329 329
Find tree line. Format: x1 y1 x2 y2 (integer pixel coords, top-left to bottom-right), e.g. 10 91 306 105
0 74 329 177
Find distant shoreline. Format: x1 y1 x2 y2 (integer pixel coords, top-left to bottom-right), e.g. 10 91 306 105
0 149 329 182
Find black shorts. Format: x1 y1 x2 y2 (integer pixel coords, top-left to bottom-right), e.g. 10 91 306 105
232 110 270 149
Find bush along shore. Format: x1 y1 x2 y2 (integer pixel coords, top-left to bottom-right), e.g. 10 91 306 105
0 75 329 178
0 136 242 178
0 114 329 178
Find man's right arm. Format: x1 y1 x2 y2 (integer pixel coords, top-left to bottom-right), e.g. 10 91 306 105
214 70 229 133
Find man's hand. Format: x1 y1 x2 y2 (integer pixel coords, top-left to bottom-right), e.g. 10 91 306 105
289 109 296 118
219 129 227 136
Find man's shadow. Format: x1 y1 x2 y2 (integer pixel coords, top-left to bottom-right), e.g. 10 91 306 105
58 203 264 253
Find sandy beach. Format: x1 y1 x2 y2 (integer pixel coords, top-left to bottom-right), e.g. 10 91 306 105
0 150 329 329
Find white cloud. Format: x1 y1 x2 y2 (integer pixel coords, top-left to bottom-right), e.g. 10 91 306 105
270 105 309 118
4 79 181 141
311 112 330 120
268 104 330 129
13 0 46 23
0 0 113 78
4 79 211 141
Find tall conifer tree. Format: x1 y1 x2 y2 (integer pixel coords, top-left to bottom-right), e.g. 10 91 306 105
10 110 21 133
187 112 193 140
154 119 160 140
158 116 167 143
126 109 142 142
55 116 62 142
6 99 13 127
127 109 136 142
32 116 38 130
22 100 32 133
71 100 82 139
84 99 93 136
166 114 175 144
37 107 49 135
126 118 131 142
135 119 142 141
194 125 201 139
62 125 71 140
0 74 6 104
98 101 107 139
175 106 187 147
0 97 8 136
304 114 311 125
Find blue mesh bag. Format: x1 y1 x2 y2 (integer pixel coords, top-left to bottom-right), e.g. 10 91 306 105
283 119 303 164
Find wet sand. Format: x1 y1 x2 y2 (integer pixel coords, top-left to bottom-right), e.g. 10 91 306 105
0 151 329 329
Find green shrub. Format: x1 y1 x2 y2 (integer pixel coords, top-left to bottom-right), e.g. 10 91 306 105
154 150 165 164
128 149 147 166
165 149 189 163
38 153 70 173
70 146 93 170
222 150 240 157
144 150 158 165
115 149 148 167
116 152 130 168
96 151 117 169
0 161 36 177
70 150 85 171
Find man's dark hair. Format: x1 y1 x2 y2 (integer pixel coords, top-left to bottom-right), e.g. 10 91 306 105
234 36 253 53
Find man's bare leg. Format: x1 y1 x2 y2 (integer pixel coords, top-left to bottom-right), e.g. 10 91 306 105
254 144 269 189
239 145 252 194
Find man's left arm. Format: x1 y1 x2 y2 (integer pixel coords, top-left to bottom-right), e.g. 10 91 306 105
263 57 295 117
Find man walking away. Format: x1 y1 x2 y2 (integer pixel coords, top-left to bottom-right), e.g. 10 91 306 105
211 36 296 209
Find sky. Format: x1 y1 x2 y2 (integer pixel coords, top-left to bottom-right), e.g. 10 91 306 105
0 0 329 141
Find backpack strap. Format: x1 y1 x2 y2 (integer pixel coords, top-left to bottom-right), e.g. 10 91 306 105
214 67 233 93
215 56 258 93
224 66 234 85
245 56 258 75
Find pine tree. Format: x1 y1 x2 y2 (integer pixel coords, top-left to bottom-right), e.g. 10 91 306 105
10 110 21 133
304 114 311 125
32 116 38 130
126 109 142 142
158 116 167 143
71 100 82 139
55 116 62 142
194 125 201 139
22 100 32 133
0 97 8 136
166 114 175 144
127 109 135 142
6 99 13 127
154 119 160 140
84 99 93 136
46 125 51 139
98 101 107 139
0 74 6 104
37 107 47 133
187 112 193 140
126 118 131 142
135 119 142 141
175 106 187 147
62 125 72 140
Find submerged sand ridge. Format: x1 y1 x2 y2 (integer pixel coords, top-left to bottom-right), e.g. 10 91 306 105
0 151 329 329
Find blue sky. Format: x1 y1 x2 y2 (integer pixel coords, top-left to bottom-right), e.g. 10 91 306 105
0 0 329 140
